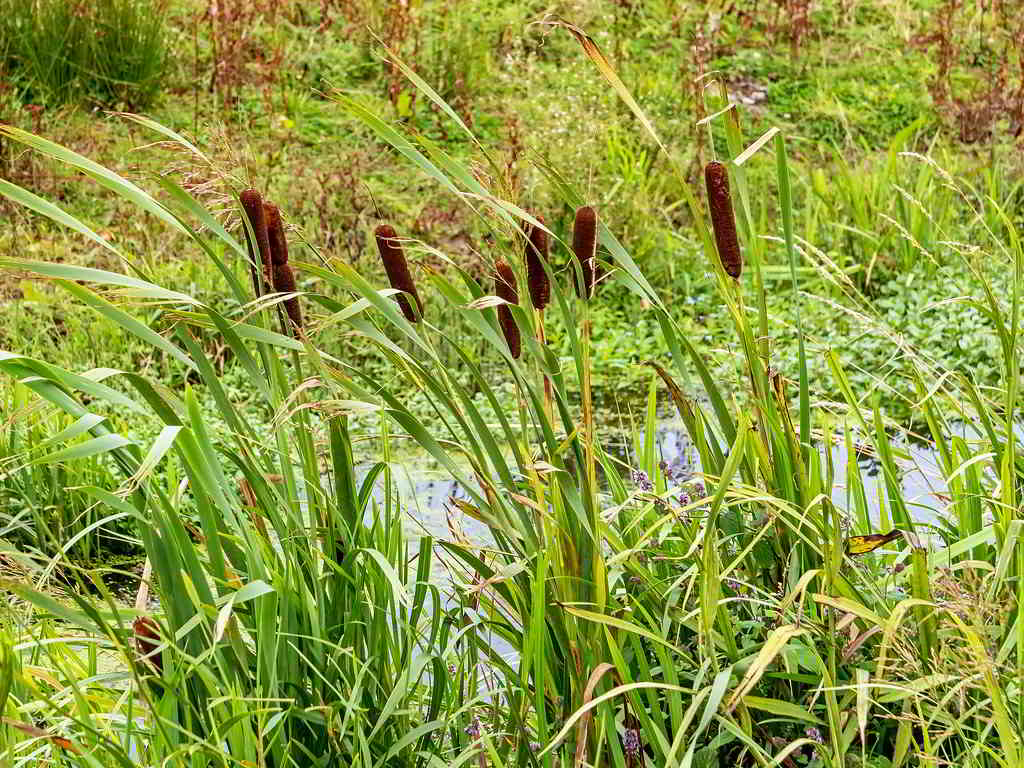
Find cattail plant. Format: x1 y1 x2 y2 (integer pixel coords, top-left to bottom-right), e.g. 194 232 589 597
704 162 743 279
375 224 423 323
569 206 604 608
132 616 162 674
239 189 272 292
264 202 303 331
273 263 303 330
572 206 598 299
524 214 555 443
524 217 550 311
264 202 289 266
494 259 521 359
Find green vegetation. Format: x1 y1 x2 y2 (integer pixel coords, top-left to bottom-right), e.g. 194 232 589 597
0 0 168 108
1 0 1023 765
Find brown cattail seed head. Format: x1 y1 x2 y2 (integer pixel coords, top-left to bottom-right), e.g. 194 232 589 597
264 202 289 266
240 190 273 287
494 259 521 359
273 263 303 330
524 217 550 310
572 206 598 299
704 162 743 279
375 224 424 323
133 616 162 674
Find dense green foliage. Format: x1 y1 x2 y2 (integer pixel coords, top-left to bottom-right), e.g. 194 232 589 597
0 0 168 108
1 1 1023 765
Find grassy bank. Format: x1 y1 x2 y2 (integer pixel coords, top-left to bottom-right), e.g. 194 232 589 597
2 0 1022 412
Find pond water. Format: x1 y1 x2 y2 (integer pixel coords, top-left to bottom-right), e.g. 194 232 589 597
354 421 965 667
369 420 954 550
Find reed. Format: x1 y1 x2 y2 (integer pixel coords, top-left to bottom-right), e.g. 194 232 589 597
374 224 424 322
704 161 743 279
494 259 520 358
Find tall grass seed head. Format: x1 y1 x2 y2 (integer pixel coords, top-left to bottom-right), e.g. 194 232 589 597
572 205 598 299
704 162 743 279
524 216 550 310
375 224 424 323
495 259 521 359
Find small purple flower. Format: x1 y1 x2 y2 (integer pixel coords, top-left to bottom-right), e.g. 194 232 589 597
529 741 540 752
465 717 482 739
623 727 640 758
805 726 824 759
659 460 675 481
631 469 653 492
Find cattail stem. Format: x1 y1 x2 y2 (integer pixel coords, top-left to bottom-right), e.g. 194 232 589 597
524 213 555 447
375 225 424 323
579 300 606 612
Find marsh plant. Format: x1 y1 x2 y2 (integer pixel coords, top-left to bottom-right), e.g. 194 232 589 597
0 27 1022 768
0 0 169 108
